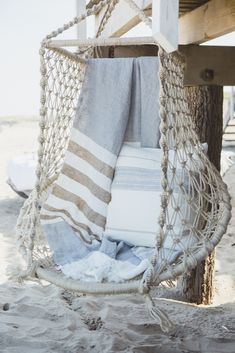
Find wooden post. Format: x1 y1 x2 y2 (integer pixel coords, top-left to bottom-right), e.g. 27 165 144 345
76 0 87 39
152 0 179 53
180 85 223 304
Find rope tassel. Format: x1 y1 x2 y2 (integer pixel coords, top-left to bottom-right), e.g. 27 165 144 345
7 261 39 284
145 294 175 333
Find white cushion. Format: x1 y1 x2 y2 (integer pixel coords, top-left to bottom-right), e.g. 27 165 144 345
104 144 207 248
7 154 37 192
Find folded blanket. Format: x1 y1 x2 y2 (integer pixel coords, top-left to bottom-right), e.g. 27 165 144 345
60 252 150 283
45 220 142 266
45 220 155 282
45 221 180 283
41 57 160 245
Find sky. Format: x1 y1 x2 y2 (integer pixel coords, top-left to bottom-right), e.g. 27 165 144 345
0 0 79 117
0 0 234 117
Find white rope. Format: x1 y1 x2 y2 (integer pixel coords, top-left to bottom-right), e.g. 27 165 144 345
145 294 175 333
46 36 156 49
42 0 114 44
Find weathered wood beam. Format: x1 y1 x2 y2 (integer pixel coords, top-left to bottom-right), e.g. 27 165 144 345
95 45 158 58
181 45 235 86
95 0 235 45
179 0 235 44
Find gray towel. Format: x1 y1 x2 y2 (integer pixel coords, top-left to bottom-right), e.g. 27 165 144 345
45 221 146 266
125 57 160 147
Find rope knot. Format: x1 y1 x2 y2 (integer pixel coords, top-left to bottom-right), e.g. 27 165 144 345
139 261 156 294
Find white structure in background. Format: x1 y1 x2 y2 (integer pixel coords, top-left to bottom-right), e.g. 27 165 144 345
76 0 179 52
152 0 179 52
94 0 179 53
7 154 37 198
76 0 87 39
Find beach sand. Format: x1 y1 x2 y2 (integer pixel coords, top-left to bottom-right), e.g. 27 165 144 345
0 117 235 353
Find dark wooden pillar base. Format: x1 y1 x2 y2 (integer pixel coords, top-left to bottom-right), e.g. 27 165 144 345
179 85 223 305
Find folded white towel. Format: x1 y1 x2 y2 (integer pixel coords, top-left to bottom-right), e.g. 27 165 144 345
7 154 37 192
60 251 150 283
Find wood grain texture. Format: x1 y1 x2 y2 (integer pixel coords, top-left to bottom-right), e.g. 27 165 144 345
88 0 208 15
181 45 235 86
180 0 235 44
179 86 223 304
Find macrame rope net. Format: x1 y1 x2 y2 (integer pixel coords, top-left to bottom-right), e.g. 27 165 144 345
16 0 231 330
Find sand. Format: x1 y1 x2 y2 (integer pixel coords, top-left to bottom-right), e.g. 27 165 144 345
0 116 235 353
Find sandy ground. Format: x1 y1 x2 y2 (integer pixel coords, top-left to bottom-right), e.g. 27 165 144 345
0 117 235 353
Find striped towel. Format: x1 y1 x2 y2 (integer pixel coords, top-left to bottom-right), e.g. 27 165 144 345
41 57 160 245
104 143 208 249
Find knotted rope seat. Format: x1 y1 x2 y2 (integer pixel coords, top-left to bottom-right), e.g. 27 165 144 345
16 0 231 332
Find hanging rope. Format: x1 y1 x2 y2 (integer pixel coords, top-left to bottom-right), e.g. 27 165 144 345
16 0 231 332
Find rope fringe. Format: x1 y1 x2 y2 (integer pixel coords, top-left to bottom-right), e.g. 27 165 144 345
145 294 175 333
7 262 39 284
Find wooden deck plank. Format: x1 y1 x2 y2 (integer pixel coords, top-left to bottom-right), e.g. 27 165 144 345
180 0 235 44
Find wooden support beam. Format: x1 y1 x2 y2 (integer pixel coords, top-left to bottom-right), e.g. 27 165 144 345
181 45 235 86
152 0 179 53
76 0 87 39
95 0 235 45
95 45 158 58
179 0 235 45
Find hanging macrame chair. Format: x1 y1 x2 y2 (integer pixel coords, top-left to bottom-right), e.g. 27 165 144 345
16 0 231 332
